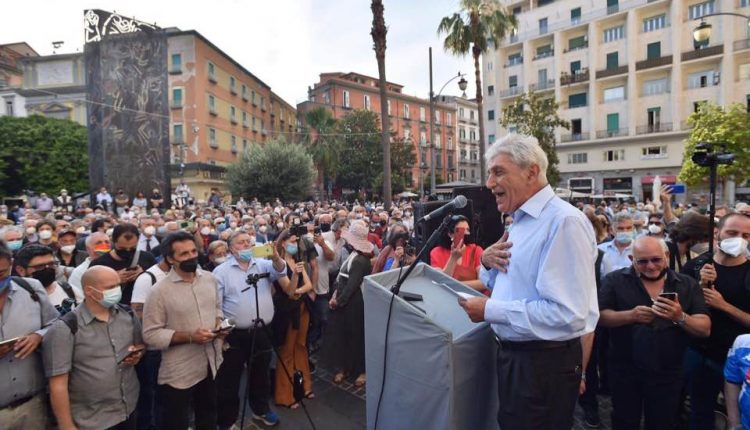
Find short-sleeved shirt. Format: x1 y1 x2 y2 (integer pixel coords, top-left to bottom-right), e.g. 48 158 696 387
90 251 156 305
598 240 633 279
42 303 141 430
599 267 709 372
724 334 750 430
0 278 59 408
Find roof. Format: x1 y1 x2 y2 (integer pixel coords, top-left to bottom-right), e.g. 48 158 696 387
0 42 39 57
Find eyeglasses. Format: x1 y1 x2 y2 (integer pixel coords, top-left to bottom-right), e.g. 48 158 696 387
648 221 662 225
27 262 57 271
634 257 664 266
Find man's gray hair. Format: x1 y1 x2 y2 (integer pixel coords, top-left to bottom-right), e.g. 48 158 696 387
0 225 24 238
614 213 633 225
485 134 548 183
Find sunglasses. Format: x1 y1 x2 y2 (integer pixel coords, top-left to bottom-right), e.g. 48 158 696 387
635 257 664 266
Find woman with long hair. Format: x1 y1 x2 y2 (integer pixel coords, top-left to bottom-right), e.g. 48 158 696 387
429 215 486 293
372 223 414 274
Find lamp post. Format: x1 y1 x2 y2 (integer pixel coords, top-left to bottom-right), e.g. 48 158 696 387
428 47 468 197
691 12 750 49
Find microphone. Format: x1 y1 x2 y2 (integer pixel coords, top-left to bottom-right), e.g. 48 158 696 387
420 195 468 222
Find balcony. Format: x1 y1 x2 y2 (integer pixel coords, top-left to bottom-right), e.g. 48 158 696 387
504 57 524 68
499 86 522 98
533 51 554 61
169 66 182 75
563 42 589 54
734 39 750 52
171 101 183 109
636 122 674 135
596 65 628 79
529 79 556 91
681 45 724 62
560 132 590 142
560 68 590 85
596 128 629 139
635 54 672 71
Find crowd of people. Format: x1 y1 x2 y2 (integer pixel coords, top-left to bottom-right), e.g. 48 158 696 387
1 134 750 430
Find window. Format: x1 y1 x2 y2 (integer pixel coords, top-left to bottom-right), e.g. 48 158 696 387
488 110 495 120
487 62 493 71
742 0 749 7
607 0 619 14
570 61 581 74
435 111 441 124
173 124 183 143
571 7 581 25
689 1 714 20
508 52 523 65
420 106 426 121
603 149 625 162
643 78 668 96
646 42 661 60
260 96 265 110
606 113 620 133
488 85 495 96
694 100 707 113
435 135 441 149
242 111 249 127
387 100 391 115
536 44 553 58
459 107 465 118
488 134 495 144
172 88 183 108
323 92 330 105
404 128 411 141
252 116 257 131
641 146 668 159
447 112 452 125
243 139 248 151
251 90 257 105
568 93 587 108
171 53 182 71
4 99 13 116
231 136 238 153
509 76 518 87
470 110 475 120
740 63 750 81
568 36 587 51
343 90 350 108
606 52 619 69
688 70 719 89
538 68 548 85
571 119 582 136
208 62 216 82
230 76 237 94
230 106 237 123
209 128 217 148
241 84 248 101
643 14 667 32
404 104 410 119
539 18 548 34
747 95 750 113
420 131 427 144
261 120 265 134
459 128 466 139
568 153 588 164
603 25 625 42
364 95 371 111
603 86 625 102
208 95 216 114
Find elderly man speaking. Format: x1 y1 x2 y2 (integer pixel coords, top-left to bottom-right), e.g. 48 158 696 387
459 134 599 430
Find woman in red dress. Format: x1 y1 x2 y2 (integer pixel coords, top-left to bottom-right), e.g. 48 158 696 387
429 215 487 294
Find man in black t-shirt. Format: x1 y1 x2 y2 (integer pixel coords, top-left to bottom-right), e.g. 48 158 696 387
90 224 156 305
683 212 750 429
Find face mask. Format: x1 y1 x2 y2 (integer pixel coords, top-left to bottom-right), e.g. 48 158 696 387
26 227 36 235
200 227 211 236
157 226 167 234
106 228 114 237
277 222 285 230
0 277 11 294
61 245 76 254
97 286 122 308
229 222 238 229
259 225 268 233
7 240 22 251
178 257 199 273
115 248 135 261
648 224 662 235
379 220 387 227
143 226 156 236
249 236 256 246
38 230 53 240
213 256 227 265
32 267 56 287
320 223 331 233
638 268 668 282
286 244 299 256
615 231 634 245
237 249 253 262
76 227 86 234
719 237 749 258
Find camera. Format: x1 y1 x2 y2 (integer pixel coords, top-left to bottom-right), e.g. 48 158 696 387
292 225 308 237
691 142 735 167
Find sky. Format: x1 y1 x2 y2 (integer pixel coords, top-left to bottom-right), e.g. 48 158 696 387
1 0 477 105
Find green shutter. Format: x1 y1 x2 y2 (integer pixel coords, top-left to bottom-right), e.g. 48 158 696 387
607 113 619 132
569 93 587 108
571 8 581 20
647 42 661 60
570 61 581 74
569 36 586 50
606 53 619 69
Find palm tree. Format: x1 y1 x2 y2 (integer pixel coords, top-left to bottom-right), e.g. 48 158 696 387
371 0 392 208
438 0 516 183
302 107 339 199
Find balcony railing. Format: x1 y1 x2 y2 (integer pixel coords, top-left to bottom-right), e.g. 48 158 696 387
687 80 719 90
172 136 184 145
533 51 554 61
504 57 524 68
635 54 672 71
596 65 628 79
560 132 590 142
636 123 674 135
499 86 523 98
596 128 629 139
681 45 724 62
529 79 556 91
560 68 590 85
563 42 589 53
734 39 750 52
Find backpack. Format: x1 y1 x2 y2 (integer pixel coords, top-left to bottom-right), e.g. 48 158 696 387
61 304 137 336
10 276 40 302
59 281 76 300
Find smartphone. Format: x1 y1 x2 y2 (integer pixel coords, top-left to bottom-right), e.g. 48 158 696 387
213 319 236 334
659 292 678 302
453 227 466 248
118 344 145 363
0 337 19 348
251 243 274 258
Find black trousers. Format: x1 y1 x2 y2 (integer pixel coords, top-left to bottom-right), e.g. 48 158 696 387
578 328 603 414
497 339 582 430
216 328 272 427
610 365 683 430
159 372 217 430
106 412 137 430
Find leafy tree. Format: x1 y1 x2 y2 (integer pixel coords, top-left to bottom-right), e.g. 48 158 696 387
374 135 417 194
227 137 315 202
0 115 88 197
335 110 383 193
301 107 341 193
371 0 393 208
498 91 569 186
438 0 516 183
679 103 750 188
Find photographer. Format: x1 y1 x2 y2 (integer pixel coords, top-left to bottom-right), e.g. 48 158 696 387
684 213 750 429
429 215 486 293
372 223 414 274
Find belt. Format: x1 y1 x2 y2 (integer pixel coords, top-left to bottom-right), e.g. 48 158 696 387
499 337 580 351
2 394 35 410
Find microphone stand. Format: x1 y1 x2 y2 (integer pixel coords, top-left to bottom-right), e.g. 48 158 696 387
391 214 453 298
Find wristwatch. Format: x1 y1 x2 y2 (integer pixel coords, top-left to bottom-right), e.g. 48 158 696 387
674 312 688 327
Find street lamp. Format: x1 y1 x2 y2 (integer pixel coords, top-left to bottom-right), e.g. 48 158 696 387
428 46 467 197
691 13 750 50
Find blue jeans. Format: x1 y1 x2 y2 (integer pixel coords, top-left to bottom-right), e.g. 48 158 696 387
135 350 161 430
683 347 725 430
307 293 330 349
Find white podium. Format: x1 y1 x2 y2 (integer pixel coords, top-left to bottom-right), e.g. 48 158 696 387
364 263 499 430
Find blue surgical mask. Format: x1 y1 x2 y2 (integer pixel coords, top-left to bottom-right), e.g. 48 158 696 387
238 249 253 262
0 277 11 294
6 240 22 251
98 286 122 308
285 244 299 256
615 231 634 244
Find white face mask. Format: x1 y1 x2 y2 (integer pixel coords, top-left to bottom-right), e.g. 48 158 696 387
26 227 36 235
200 227 211 236
76 226 86 234
38 230 53 240
143 226 156 236
60 244 76 254
719 237 749 258
648 224 662 235
213 256 227 264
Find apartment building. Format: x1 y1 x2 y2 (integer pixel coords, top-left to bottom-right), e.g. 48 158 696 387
438 95 482 184
486 0 750 201
0 42 37 118
269 91 297 141
298 72 458 192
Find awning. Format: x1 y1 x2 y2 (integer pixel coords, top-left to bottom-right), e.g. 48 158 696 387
641 175 676 185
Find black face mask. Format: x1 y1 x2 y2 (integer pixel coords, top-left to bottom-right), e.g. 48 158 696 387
379 220 387 227
32 267 57 287
115 248 135 262
178 257 199 273
320 223 331 233
639 268 668 282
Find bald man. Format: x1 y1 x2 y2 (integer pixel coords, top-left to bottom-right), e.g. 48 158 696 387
598 236 710 430
44 266 144 430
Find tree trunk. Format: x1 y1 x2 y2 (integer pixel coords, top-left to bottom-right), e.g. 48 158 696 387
473 45 486 184
371 0 392 209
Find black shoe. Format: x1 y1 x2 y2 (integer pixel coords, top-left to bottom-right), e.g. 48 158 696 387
583 408 601 429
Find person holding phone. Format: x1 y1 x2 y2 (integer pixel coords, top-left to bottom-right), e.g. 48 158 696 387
598 236 710 430
429 215 486 294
